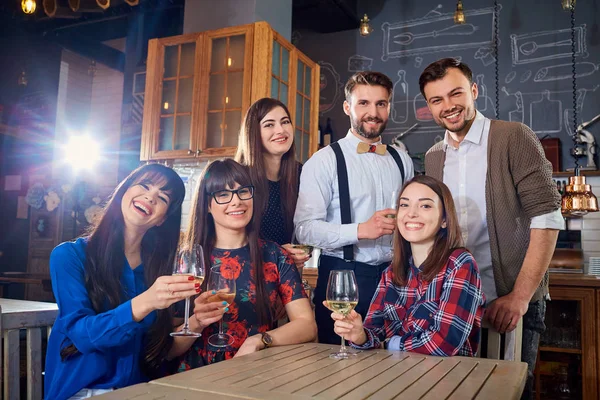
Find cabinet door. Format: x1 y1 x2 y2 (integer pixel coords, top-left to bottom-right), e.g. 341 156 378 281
270 36 293 107
293 52 319 163
199 25 253 157
536 287 597 400
141 34 202 160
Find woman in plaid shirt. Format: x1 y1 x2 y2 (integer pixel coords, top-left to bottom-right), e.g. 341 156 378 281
330 175 485 356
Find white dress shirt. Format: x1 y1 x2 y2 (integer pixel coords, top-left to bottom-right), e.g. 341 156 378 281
294 130 414 265
442 111 564 302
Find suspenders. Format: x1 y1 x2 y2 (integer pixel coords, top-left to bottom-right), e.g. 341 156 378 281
330 142 406 262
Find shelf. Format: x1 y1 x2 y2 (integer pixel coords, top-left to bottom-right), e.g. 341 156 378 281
553 170 600 177
539 346 582 354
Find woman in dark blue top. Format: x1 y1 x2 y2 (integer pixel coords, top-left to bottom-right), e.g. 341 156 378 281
235 98 308 269
45 164 197 400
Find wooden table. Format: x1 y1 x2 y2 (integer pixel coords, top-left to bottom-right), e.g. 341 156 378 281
98 343 527 399
0 298 58 400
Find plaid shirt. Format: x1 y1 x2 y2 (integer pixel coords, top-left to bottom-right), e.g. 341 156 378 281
351 249 485 357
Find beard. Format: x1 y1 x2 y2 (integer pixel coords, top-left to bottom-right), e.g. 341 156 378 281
351 116 388 139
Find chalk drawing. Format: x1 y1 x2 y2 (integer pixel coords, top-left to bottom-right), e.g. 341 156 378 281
510 25 588 65
318 61 343 114
533 62 599 82
348 55 373 72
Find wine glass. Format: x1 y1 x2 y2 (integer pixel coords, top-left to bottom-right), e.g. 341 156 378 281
291 224 314 258
387 189 400 219
207 263 237 347
170 244 205 337
326 270 359 359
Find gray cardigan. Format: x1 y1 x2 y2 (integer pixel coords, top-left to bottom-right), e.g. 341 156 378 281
425 119 561 302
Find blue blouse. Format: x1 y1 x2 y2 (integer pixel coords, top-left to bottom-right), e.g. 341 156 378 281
44 238 156 400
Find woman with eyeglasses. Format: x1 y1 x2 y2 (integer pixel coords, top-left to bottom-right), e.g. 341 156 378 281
169 159 316 366
235 98 309 270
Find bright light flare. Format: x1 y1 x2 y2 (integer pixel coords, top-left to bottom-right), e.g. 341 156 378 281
63 136 100 170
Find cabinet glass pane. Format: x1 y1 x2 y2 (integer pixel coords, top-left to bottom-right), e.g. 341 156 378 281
296 94 303 129
229 35 246 70
281 46 289 82
540 300 581 349
295 129 302 160
272 41 280 77
302 132 310 162
280 83 288 105
227 71 244 109
161 80 176 115
271 78 279 99
223 111 241 147
211 38 227 72
208 74 225 110
158 117 174 151
304 67 312 96
164 45 179 78
180 43 196 76
177 78 193 113
297 61 305 93
304 98 310 130
206 112 223 148
174 115 191 150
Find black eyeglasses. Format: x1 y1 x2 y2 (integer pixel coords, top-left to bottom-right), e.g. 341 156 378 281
209 185 255 204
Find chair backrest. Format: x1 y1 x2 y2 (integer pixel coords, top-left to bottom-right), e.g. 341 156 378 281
476 318 523 361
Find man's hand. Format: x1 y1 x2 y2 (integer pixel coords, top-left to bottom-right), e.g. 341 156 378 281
281 244 311 270
485 293 529 334
357 209 397 240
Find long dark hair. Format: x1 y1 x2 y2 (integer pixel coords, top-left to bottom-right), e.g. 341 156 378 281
60 163 185 378
392 175 463 286
185 159 271 325
235 98 299 242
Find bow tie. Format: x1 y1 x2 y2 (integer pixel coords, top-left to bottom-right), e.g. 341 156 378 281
357 142 387 155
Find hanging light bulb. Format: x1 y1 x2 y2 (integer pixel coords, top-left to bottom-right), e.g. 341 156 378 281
561 0 576 11
18 70 28 87
454 0 466 24
22 0 37 14
359 14 373 37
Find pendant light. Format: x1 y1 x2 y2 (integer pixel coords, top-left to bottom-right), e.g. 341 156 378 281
22 0 36 14
359 14 373 37
561 2 599 216
454 0 466 24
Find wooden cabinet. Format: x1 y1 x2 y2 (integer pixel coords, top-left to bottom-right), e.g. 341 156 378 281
141 22 320 162
535 274 599 400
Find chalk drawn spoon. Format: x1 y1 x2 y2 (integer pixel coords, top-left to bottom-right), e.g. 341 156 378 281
519 39 572 56
393 24 479 45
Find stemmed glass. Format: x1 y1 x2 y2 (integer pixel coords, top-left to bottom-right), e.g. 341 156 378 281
170 244 205 337
207 263 237 347
326 270 359 359
291 224 314 258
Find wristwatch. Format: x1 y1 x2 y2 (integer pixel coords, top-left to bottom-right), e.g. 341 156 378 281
260 332 273 349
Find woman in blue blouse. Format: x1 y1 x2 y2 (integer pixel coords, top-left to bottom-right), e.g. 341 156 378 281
45 164 197 400
330 175 485 357
235 98 309 269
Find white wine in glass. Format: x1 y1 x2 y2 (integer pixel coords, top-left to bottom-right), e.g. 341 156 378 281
171 244 205 337
386 189 400 219
207 264 237 347
326 270 359 359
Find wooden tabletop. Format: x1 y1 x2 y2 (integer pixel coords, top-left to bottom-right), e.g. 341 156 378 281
549 273 600 288
0 298 58 330
99 343 527 400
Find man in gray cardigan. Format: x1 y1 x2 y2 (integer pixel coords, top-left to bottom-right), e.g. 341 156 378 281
421 58 563 399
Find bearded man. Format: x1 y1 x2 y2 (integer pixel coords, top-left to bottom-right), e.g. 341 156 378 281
294 71 414 344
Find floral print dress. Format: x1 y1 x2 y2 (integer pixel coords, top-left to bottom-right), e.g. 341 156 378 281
178 240 306 367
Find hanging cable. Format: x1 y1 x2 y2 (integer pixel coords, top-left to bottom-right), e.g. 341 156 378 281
494 0 500 120
570 3 579 170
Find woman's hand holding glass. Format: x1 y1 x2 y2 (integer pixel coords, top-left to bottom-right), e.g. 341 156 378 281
191 290 229 331
330 309 368 346
145 275 199 310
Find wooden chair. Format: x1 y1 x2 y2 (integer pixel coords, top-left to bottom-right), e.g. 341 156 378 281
1 299 58 400
476 318 523 361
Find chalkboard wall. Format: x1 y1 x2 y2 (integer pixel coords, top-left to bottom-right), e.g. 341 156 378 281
295 0 600 172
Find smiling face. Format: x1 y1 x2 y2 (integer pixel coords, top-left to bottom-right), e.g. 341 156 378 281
260 106 294 157
423 67 478 139
121 173 172 233
209 182 254 235
396 182 446 247
343 84 390 142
